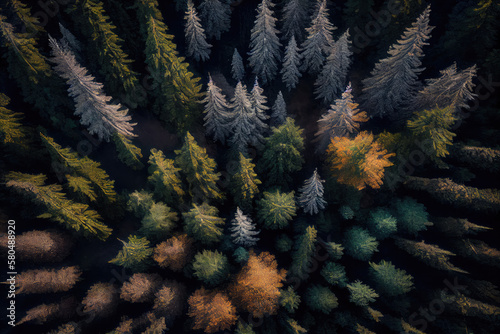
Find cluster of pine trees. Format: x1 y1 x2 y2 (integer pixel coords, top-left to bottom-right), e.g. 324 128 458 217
1 0 499 333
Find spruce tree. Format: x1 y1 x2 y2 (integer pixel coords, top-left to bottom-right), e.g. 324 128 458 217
281 36 302 91
290 226 317 278
231 48 245 82
175 132 222 201
249 77 270 141
109 235 153 271
281 0 309 42
8 0 46 37
203 74 232 144
361 6 433 118
346 280 378 306
127 190 154 217
139 202 179 240
111 133 144 170
192 250 229 286
366 208 397 240
5 172 112 240
314 30 352 105
391 197 429 236
270 91 287 127
248 0 281 85
148 148 185 204
297 168 327 215
0 93 27 145
199 0 231 40
257 190 297 230
230 207 260 247
183 202 225 245
59 23 81 54
304 284 338 314
230 153 261 211
184 0 212 62
321 262 348 287
343 226 378 261
369 260 414 296
279 286 301 313
300 0 337 74
49 36 136 141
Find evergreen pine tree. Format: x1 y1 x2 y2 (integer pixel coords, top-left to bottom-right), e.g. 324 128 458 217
231 48 245 82
184 0 212 62
188 288 237 333
391 197 429 236
300 0 337 74
109 235 153 271
257 190 297 230
343 226 378 261
346 280 378 306
305 284 338 314
314 30 352 105
5 172 112 240
182 202 225 245
203 74 232 144
281 0 309 42
280 286 301 313
230 207 260 247
230 152 261 211
297 168 327 215
270 91 287 127
369 260 414 296
127 190 154 217
290 226 317 278
321 262 348 287
281 36 303 91
249 77 270 141
9 0 46 37
366 208 397 240
0 93 27 145
148 148 185 204
199 0 231 40
58 23 81 54
175 132 222 201
111 133 144 170
192 250 229 286
248 0 281 85
49 36 136 141
139 202 179 240
361 6 433 118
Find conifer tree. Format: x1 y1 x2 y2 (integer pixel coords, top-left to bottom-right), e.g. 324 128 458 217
175 132 222 201
5 172 112 240
230 207 260 247
184 0 212 62
290 226 317 278
249 77 270 140
127 190 154 217
192 250 229 286
321 262 348 287
68 0 139 99
257 190 297 229
270 91 287 127
451 238 500 268
109 235 153 272
49 36 136 141
0 93 27 145
153 280 187 322
229 82 261 153
15 266 81 294
199 0 231 40
120 273 162 303
280 286 301 313
300 0 337 74
182 202 225 245
231 48 245 82
111 133 144 170
346 280 378 306
58 23 81 54
203 74 232 143
188 288 237 333
305 284 338 314
366 208 397 240
281 36 302 91
148 148 185 204
361 6 433 118
18 302 62 325
315 84 368 152
297 168 327 215
230 153 261 211
369 260 414 296
260 117 305 187
153 234 193 271
8 0 46 37
82 282 119 317
139 202 178 240
314 30 352 105
248 0 281 85
343 226 378 261
391 197 429 236
281 0 309 42
433 216 492 238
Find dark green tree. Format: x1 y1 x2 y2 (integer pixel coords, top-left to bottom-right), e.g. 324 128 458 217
366 207 397 240
369 260 414 296
127 190 154 217
346 280 378 306
111 133 144 170
257 190 297 229
139 202 178 240
280 286 301 313
192 250 229 286
0 93 27 145
391 197 429 236
343 226 378 261
290 226 317 279
231 152 261 211
321 262 348 287
148 148 185 204
109 235 153 271
305 284 338 314
182 202 225 245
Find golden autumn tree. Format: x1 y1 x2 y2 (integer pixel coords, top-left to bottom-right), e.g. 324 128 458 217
187 288 237 333
230 251 287 317
326 131 394 190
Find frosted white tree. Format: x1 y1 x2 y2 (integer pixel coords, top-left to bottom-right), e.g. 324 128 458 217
361 5 433 118
59 23 81 54
184 0 212 62
230 207 260 247
281 0 309 42
203 74 232 144
414 63 477 115
297 168 327 215
229 82 260 153
314 29 352 105
281 36 303 91
300 0 336 74
199 0 231 40
270 91 287 127
249 77 270 142
315 84 368 152
49 35 136 141
248 0 281 85
231 48 245 82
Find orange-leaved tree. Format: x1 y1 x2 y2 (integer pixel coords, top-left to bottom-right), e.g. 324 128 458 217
187 287 237 333
230 251 287 317
326 131 394 190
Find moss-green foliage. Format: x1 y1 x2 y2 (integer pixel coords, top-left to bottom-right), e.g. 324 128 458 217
231 152 261 211
148 148 184 204
347 280 378 306
343 226 378 261
139 202 178 240
276 234 293 253
235 320 256 334
182 202 225 245
233 247 249 263
325 242 344 260
0 93 27 145
5 172 112 240
321 262 348 287
257 190 297 229
305 285 338 314
109 235 153 271
175 132 222 201
280 286 301 313
127 190 154 217
66 174 97 202
369 260 414 296
367 207 397 240
8 0 46 37
391 197 428 235
290 226 317 279
192 250 229 286
281 316 307 334
112 133 144 170
260 118 304 188
339 205 355 220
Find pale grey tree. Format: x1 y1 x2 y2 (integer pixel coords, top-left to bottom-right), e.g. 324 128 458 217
184 0 212 62
230 207 260 247
281 36 303 91
297 168 327 215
